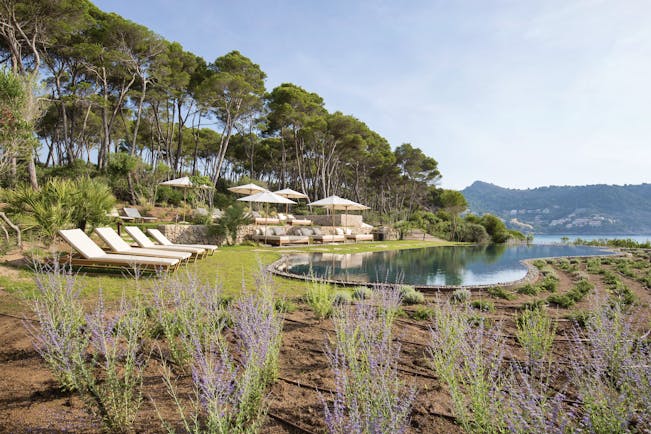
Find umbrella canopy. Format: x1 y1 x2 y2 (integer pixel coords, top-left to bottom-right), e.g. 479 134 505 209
228 183 267 195
238 191 296 205
159 176 193 188
309 195 369 226
273 188 309 213
273 188 309 199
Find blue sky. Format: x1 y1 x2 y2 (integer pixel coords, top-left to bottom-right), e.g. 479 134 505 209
94 0 651 190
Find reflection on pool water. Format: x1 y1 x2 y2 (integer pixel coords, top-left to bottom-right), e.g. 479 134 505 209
283 244 614 287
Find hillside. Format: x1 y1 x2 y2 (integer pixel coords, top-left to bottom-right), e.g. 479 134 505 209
461 181 651 234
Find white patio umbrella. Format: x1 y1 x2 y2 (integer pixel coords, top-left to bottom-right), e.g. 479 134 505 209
273 188 309 214
228 183 267 195
238 191 296 242
159 176 194 222
308 195 370 227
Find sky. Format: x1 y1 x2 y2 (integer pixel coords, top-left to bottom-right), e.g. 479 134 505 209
93 0 651 190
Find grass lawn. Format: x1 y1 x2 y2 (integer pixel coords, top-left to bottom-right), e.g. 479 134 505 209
0 239 456 308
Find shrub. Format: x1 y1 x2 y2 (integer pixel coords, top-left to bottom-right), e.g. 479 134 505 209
163 280 283 433
333 290 353 305
412 306 435 321
399 285 425 305
351 286 373 300
26 264 147 431
470 300 495 312
451 288 471 303
532 259 546 269
517 283 540 296
209 203 252 245
323 288 415 433
305 281 335 319
5 177 115 243
538 275 559 293
516 308 556 367
487 286 515 300
522 299 546 311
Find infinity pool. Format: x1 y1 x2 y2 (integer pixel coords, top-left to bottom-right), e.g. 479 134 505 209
282 244 614 287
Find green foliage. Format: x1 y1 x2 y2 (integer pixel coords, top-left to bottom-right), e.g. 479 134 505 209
517 283 540 296
521 299 546 311
480 214 510 243
209 203 252 245
399 285 425 305
305 281 334 319
412 306 435 321
516 308 556 367
351 286 373 300
451 288 471 303
547 278 594 308
487 286 515 300
5 177 115 243
470 300 495 312
538 275 559 293
333 290 353 305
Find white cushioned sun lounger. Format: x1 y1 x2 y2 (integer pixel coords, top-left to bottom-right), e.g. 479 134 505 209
58 229 180 271
147 228 218 254
123 226 205 259
94 227 191 261
123 207 158 222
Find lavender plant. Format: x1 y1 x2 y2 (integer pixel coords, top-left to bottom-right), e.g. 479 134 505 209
161 271 283 433
84 292 147 431
322 286 416 434
515 308 556 370
305 278 335 319
26 262 89 392
428 302 506 432
28 264 148 432
571 302 651 432
149 271 226 368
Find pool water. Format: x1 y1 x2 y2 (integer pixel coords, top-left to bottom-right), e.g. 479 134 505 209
284 244 614 287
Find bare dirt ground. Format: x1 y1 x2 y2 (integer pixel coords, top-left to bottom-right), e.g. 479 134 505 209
0 251 649 433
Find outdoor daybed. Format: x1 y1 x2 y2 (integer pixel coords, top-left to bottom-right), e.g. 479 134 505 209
298 227 345 244
252 226 310 246
58 229 181 271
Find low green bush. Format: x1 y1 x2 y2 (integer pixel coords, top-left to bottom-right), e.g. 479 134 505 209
517 284 540 296
333 290 353 305
470 300 495 312
521 299 546 311
305 282 334 319
351 286 373 300
412 306 435 321
451 288 471 303
487 286 515 300
399 285 425 305
538 275 559 293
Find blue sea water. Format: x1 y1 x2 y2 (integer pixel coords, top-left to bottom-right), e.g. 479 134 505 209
533 234 651 244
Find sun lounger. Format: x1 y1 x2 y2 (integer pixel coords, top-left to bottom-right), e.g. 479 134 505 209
58 229 180 271
123 207 158 222
107 207 134 221
345 233 374 242
286 214 312 226
255 217 280 225
147 228 218 254
123 226 206 259
94 227 191 261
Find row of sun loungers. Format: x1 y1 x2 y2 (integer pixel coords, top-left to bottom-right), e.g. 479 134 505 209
59 227 217 272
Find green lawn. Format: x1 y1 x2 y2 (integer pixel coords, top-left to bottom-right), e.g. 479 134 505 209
0 240 456 307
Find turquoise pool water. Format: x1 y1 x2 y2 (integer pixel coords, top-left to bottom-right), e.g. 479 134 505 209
284 244 614 287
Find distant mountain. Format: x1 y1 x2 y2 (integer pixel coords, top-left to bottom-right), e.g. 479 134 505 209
461 181 651 234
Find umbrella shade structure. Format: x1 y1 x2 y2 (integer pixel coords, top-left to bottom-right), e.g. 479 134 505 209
238 191 296 243
273 188 309 214
228 183 267 195
159 176 194 222
308 195 370 227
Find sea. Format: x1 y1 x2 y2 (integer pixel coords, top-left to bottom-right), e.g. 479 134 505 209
532 234 651 245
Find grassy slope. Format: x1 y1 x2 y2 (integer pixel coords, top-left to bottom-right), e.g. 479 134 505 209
0 240 456 308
